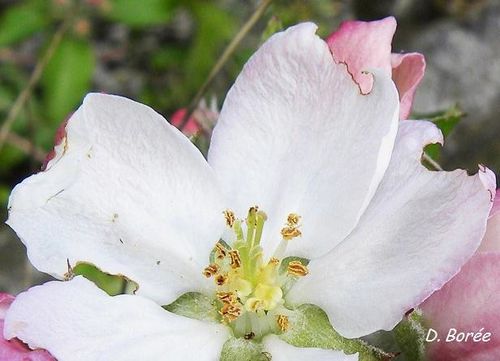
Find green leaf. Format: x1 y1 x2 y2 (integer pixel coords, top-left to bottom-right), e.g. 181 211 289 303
0 0 50 47
42 38 95 123
280 304 393 361
105 0 177 27
419 105 464 161
186 3 235 90
393 309 428 361
220 337 269 361
72 262 138 296
426 105 464 137
163 292 220 322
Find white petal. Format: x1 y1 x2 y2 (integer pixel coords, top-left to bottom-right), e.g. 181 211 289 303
263 335 358 361
4 277 229 361
288 120 495 338
208 23 399 258
7 94 226 305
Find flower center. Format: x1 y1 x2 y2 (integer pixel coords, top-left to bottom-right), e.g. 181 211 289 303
203 207 308 339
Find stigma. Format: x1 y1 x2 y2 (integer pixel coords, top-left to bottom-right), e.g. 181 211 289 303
203 207 309 338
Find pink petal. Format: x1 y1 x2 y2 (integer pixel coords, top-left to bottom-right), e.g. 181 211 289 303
490 191 500 218
326 17 426 119
0 294 55 361
327 17 396 94
170 108 201 136
0 294 14 319
421 252 500 361
479 191 500 252
391 53 426 119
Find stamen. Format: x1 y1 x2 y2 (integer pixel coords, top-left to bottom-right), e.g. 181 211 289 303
215 274 228 286
287 213 301 226
203 264 219 278
217 291 237 304
223 210 236 228
268 257 280 265
276 314 289 332
280 212 302 241
214 242 227 260
228 250 242 269
281 226 302 240
287 260 309 277
220 303 242 323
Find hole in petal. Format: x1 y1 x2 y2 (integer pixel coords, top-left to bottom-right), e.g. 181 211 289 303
65 261 139 296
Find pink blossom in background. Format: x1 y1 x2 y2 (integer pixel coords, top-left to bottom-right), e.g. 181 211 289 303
170 98 219 137
421 192 500 361
327 17 425 119
170 108 201 137
0 293 55 361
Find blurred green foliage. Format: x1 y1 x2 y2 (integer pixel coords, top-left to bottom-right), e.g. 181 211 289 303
0 0 341 211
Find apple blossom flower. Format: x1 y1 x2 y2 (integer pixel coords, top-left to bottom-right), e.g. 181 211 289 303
0 293 55 361
327 16 425 120
421 192 500 361
3 23 495 361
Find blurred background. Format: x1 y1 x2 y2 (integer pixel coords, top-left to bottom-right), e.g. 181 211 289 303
0 0 499 294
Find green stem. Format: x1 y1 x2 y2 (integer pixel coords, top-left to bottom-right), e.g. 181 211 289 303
178 0 273 130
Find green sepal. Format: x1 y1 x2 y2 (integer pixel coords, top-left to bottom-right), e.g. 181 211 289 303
72 262 138 296
220 337 270 361
280 304 394 361
393 309 428 361
163 292 220 323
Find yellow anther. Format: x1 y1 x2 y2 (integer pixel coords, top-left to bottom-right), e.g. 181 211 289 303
215 274 228 286
287 213 301 226
223 210 236 228
220 302 242 322
203 264 219 278
281 226 302 241
268 257 280 265
276 314 289 332
217 291 237 305
214 242 227 260
228 250 242 269
287 260 309 277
